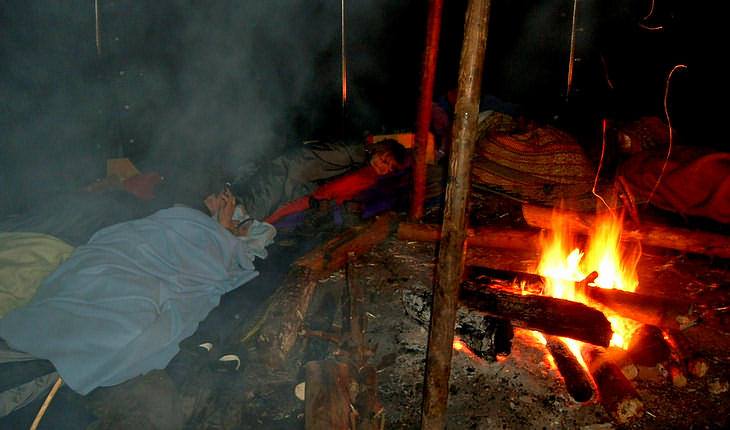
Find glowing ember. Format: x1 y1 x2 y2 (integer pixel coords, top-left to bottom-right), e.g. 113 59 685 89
452 336 483 362
537 209 642 355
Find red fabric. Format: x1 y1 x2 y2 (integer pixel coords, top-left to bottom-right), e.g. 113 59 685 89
265 195 311 224
311 166 380 203
618 148 730 223
265 166 381 224
122 172 162 200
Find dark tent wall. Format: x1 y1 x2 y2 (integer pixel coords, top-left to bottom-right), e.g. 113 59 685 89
0 1 426 213
1 0 697 214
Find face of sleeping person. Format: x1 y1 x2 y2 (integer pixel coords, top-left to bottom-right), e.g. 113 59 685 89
370 151 398 176
204 190 251 236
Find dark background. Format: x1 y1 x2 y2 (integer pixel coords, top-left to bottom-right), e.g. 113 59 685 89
0 0 697 214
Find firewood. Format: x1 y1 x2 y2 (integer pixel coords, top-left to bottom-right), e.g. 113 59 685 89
353 365 385 430
465 248 540 275
627 325 672 366
544 335 594 402
402 288 514 360
256 267 319 368
583 285 697 331
397 222 541 251
461 281 613 347
627 325 688 387
298 213 397 276
470 266 697 331
522 204 730 259
664 329 710 378
604 346 638 381
304 360 356 430
257 213 396 368
581 346 644 425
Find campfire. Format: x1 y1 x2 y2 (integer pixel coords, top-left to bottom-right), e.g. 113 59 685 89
446 208 709 424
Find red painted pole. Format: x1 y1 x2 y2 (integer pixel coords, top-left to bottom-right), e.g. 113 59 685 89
410 0 444 221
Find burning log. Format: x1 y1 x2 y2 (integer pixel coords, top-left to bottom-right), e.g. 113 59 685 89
581 346 645 424
626 324 688 387
397 222 541 251
522 203 730 259
461 281 613 347
627 324 671 366
664 329 710 378
605 346 638 381
582 283 697 331
470 266 696 331
304 360 355 430
257 213 396 368
544 335 594 402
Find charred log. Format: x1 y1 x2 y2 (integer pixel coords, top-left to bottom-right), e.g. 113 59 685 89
664 329 710 378
544 335 595 402
627 324 672 366
402 288 513 360
583 285 697 331
461 281 613 347
581 346 644 425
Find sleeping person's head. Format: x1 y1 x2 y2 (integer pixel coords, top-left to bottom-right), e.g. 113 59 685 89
368 139 411 176
204 190 252 236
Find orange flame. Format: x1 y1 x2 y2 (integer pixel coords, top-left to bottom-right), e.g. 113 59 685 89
537 209 641 357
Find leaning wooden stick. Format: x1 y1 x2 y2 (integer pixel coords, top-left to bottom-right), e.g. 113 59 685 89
30 376 64 430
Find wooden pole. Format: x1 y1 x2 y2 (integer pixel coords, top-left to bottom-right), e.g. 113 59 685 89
410 0 444 221
421 0 491 428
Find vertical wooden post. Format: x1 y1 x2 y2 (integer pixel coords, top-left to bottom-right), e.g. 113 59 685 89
410 0 444 221
421 0 492 429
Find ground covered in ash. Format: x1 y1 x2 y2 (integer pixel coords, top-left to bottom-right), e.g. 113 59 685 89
253 236 730 430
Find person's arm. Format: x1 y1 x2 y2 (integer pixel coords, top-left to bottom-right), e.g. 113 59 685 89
264 195 311 224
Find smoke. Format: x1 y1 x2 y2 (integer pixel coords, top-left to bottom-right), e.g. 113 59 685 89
1 0 417 212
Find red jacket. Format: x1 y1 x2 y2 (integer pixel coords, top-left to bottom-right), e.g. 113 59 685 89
265 166 381 223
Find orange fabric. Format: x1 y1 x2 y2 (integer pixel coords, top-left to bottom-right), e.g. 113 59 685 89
122 172 162 200
618 148 730 223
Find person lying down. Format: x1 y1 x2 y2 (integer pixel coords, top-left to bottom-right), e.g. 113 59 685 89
0 190 275 395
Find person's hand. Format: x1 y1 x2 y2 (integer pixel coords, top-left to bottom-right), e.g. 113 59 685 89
217 189 236 230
